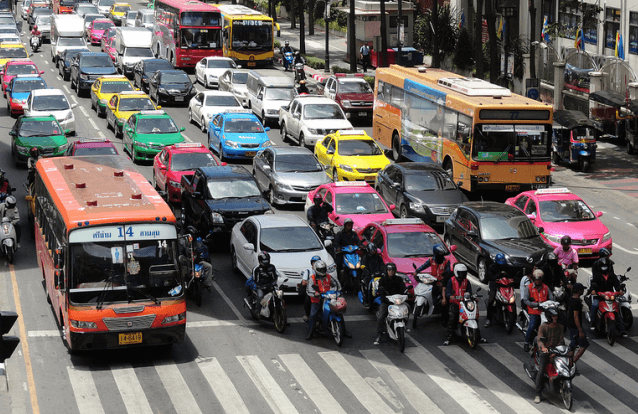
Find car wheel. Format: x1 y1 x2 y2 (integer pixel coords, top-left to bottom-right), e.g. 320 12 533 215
400 204 408 218
477 257 487 284
281 124 288 142
268 186 275 205
91 96 96 111
188 108 194 124
443 159 454 181
230 246 240 274
132 147 138 163
116 124 123 138
152 172 159 189
200 117 206 133
299 133 306 148
332 168 338 182
218 143 226 162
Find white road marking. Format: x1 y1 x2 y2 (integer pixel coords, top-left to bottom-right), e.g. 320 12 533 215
612 242 638 255
110 363 154 414
79 106 88 117
154 362 202 414
238 355 298 414
27 330 61 337
98 131 106 139
578 349 638 396
212 280 246 322
198 358 250 414
627 223 634 226
613 216 620 220
70 95 78 104
57 76 61 81
63 85 71 94
49 68 54 72
44 60 48 65
88 118 99 131
67 367 106 414
182 134 192 142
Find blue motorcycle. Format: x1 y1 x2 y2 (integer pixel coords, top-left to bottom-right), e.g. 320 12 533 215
318 290 348 346
552 110 600 172
283 51 293 71
339 245 361 292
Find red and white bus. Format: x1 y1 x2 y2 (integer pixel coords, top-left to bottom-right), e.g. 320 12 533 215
152 0 223 68
31 156 186 350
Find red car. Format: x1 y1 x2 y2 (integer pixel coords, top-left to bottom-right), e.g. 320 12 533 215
86 19 114 45
153 143 223 203
358 218 457 287
1 59 42 96
66 138 119 156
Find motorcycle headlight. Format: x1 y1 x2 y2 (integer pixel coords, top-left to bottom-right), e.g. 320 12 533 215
70 320 98 329
2 224 11 234
602 232 611 242
225 140 239 148
162 312 186 324
348 262 355 269
276 290 283 298
465 301 476 311
544 233 562 244
409 202 425 213
509 296 515 303
211 212 224 224
339 164 353 172
327 263 336 273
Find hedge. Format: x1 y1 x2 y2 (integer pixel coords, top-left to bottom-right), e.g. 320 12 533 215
304 55 325 70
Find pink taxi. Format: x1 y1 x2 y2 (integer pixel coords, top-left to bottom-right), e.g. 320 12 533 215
1 59 42 96
505 187 611 258
86 19 114 45
304 181 395 231
105 37 117 62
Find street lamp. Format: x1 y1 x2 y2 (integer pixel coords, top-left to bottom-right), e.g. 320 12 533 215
500 0 516 85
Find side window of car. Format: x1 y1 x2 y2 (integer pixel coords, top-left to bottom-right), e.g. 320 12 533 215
324 190 333 205
213 115 222 127
327 138 336 153
467 213 479 233
109 95 117 107
127 115 135 130
372 231 385 252
361 226 376 241
395 169 403 186
524 200 537 216
94 80 100 90
377 81 385 102
195 176 206 194
195 92 203 103
265 151 274 166
456 209 471 231
159 150 168 165
514 195 528 211
321 135 331 147
240 221 256 245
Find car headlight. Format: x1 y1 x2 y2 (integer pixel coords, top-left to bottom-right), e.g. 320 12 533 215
99 98 108 105
544 233 562 244
261 140 273 147
264 210 275 214
70 320 98 329
274 180 292 190
208 75 218 81
225 140 239 148
265 109 279 115
168 180 181 188
327 263 337 273
212 212 224 223
162 312 186 324
339 164 353 172
64 111 74 121
13 98 26 104
58 143 70 152
136 142 148 148
341 100 351 107
308 128 318 134
15 145 29 153
117 117 126 125
602 232 611 242
79 73 89 80
159 87 167 94
409 202 425 213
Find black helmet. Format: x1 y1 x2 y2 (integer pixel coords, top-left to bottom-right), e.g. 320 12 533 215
598 248 611 258
5 196 16 209
313 193 322 203
433 244 446 264
545 307 559 320
258 251 270 266
560 235 572 246
366 242 377 255
29 147 40 158
385 262 397 274
314 260 327 277
343 218 354 227
454 263 468 280
285 40 289 45
547 252 557 263
295 51 300 56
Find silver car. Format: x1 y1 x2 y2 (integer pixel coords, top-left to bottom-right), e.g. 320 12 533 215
124 10 137 27
134 9 154 30
218 68 250 107
253 146 330 205
34 15 51 41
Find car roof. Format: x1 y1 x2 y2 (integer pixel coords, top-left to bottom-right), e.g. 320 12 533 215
221 111 258 120
323 182 375 194
0 43 25 48
92 19 113 23
520 188 581 201
397 162 446 173
372 219 434 234
117 91 149 98
200 91 234 97
205 56 234 61
296 96 338 105
166 143 208 154
461 202 525 219
97 75 129 82
6 59 34 65
159 69 186 75
30 88 65 96
200 165 250 178
332 130 372 140
252 214 307 229
136 110 170 118
269 146 313 155
73 138 115 148
20 114 57 121
78 51 109 57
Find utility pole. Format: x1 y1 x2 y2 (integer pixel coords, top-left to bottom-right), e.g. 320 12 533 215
349 0 357 72
380 0 387 67
397 0 402 65
325 0 331 73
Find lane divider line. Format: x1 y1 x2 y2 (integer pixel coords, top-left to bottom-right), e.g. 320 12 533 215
182 134 192 143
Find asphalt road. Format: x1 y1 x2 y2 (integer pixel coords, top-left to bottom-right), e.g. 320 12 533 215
2 4 638 414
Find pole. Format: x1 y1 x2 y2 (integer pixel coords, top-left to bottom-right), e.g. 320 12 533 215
325 0 330 73
397 0 402 65
349 0 356 72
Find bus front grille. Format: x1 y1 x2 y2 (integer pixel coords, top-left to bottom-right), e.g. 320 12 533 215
103 314 156 331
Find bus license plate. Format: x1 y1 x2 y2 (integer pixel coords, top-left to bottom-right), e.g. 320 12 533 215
578 248 592 254
175 97 184 101
245 151 257 157
505 185 520 191
119 332 142 345
248 62 256 67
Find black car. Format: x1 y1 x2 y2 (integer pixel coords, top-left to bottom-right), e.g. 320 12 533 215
28 7 52 31
444 202 551 283
133 58 174 93
70 51 116 97
57 48 90 81
376 163 468 228
148 69 195 106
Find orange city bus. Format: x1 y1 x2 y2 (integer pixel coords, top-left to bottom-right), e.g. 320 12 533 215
31 155 186 350
373 66 554 192
52 0 76 14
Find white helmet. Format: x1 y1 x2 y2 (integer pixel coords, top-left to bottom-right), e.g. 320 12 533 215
453 263 468 279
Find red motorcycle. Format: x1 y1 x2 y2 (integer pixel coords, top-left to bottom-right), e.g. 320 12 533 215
585 290 623 345
488 276 517 333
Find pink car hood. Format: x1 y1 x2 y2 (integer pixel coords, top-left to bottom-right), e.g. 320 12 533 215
330 212 394 232
540 219 608 239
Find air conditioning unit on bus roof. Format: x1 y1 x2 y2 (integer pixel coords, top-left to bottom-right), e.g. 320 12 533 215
437 77 512 97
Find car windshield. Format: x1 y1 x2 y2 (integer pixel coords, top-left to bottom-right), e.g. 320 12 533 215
304 103 344 120
58 38 87 46
100 81 133 93
13 79 45 93
118 97 155 111
539 200 596 222
232 72 248 84
480 216 538 240
7 64 38 76
126 11 136 18
85 15 101 25
387 231 446 258
0 48 28 58
82 55 113 67
19 119 62 137
35 16 51 24
74 146 118 156
274 153 322 173
334 192 388 215
207 179 261 199
338 81 373 93
338 140 381 156
113 5 130 12
94 21 114 30
224 118 264 133
405 171 457 191
99 0 115 6
144 61 173 73
32 95 69 111
136 117 178 134
125 48 153 57
263 87 293 101
207 59 234 68
142 15 154 23
0 28 18 35
162 72 190 83
205 94 240 107
170 152 217 171
259 226 323 253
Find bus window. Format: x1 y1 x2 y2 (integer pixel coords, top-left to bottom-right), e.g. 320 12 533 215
377 81 385 102
457 114 472 157
391 86 404 109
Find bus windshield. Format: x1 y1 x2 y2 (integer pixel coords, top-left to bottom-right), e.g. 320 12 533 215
181 28 219 49
231 21 272 51
472 125 550 162
180 11 220 26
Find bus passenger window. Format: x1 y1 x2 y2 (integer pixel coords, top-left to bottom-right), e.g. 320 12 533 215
391 86 403 108
377 81 385 102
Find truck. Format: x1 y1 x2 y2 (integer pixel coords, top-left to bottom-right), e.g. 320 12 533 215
180 166 272 236
315 73 374 123
278 96 354 147
51 15 87 64
114 27 154 77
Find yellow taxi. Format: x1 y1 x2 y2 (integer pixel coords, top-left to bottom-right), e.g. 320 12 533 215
108 3 132 26
90 75 136 118
105 90 159 138
315 129 391 184
0 42 29 70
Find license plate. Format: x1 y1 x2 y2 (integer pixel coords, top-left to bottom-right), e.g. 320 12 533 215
245 151 257 157
119 332 142 345
365 176 375 181
174 97 184 101
505 185 520 191
248 62 256 67
436 215 449 223
358 112 367 117
301 194 306 200
578 248 592 254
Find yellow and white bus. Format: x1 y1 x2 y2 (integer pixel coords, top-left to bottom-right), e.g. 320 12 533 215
373 65 554 193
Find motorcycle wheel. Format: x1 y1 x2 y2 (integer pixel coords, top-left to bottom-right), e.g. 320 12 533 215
467 327 478 349
505 310 516 334
192 280 202 307
6 248 14 265
248 296 259 320
621 307 633 330
412 307 421 329
332 320 344 347
606 319 616 346
397 326 405 353
274 305 287 333
561 379 573 411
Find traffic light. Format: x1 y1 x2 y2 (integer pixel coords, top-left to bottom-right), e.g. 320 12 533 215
1 311 20 363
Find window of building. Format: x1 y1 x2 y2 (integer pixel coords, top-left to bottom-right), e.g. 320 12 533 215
558 10 580 40
604 7 620 50
630 12 638 55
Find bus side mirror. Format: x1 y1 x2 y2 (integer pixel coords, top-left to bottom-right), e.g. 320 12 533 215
55 269 65 291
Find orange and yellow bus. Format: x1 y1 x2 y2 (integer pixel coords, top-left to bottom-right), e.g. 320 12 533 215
373 66 554 192
32 155 186 350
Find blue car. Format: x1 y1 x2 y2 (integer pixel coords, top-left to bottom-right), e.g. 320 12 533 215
208 111 272 161
6 75 47 117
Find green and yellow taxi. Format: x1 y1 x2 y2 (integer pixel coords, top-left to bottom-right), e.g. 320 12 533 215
90 75 135 118
314 129 391 184
123 110 185 163
105 90 158 137
10 115 70 166
0 42 29 70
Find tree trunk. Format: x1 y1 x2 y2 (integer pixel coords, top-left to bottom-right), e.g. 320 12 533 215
299 0 306 54
432 0 440 68
485 0 498 83
380 0 387 67
349 0 357 71
474 0 484 78
309 0 315 36
529 0 536 78
290 0 296 29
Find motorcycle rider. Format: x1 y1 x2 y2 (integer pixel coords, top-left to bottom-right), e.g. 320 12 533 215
568 283 589 364
523 269 554 352
251 252 279 317
540 252 567 290
374 262 405 345
0 196 20 249
534 308 565 404
444 263 484 345
281 41 294 70
27 147 41 192
306 260 346 340
306 193 333 231
334 217 362 278
301 255 322 322
484 253 507 328
589 263 628 338
361 243 384 305
413 244 452 326
297 80 310 95
293 51 305 67
192 237 213 288
553 235 578 272
519 265 534 313
591 248 614 279
0 171 12 199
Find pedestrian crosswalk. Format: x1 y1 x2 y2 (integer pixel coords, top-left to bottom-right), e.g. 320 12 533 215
60 338 638 414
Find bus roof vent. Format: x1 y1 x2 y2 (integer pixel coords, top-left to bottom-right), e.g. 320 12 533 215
86 200 98 207
437 77 512 97
64 163 74 170
114 170 124 177
75 183 86 189
131 193 142 200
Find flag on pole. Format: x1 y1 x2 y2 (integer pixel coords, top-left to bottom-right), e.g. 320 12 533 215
615 31 621 57
459 11 465 29
574 26 584 50
619 34 625 59
542 16 549 42
497 17 503 40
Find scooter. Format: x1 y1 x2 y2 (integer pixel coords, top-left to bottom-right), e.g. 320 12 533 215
339 245 361 293
316 222 336 260
618 268 633 330
411 273 443 329
517 300 561 339
244 276 289 333
489 276 517 333
294 62 306 82
584 290 623 346
317 290 348 346
0 216 17 265
382 293 410 352
524 344 576 410
452 289 483 348
178 234 212 307
30 35 41 52
358 269 382 310
283 51 293 71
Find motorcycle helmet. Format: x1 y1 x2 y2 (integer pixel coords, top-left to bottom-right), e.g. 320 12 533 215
544 307 559 320
453 263 468 280
494 253 506 266
547 252 557 264
573 283 586 294
433 244 446 264
258 251 270 266
285 40 289 46
366 243 377 255
313 193 322 204
5 196 16 209
295 51 300 57
299 80 306 85
33 25 37 31
29 147 40 159
385 262 397 275
314 260 327 277
560 235 572 247
598 248 611 258
310 255 321 265
343 218 354 228
532 269 544 281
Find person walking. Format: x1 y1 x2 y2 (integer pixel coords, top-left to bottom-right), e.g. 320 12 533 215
360 42 371 73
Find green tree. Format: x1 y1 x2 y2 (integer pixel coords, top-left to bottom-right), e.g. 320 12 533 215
414 5 458 68
453 27 474 71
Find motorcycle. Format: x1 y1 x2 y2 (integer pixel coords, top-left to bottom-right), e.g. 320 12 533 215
316 222 336 260
314 290 348 346
1 216 17 265
358 269 382 310
584 290 623 346
283 51 293 71
30 34 41 52
451 289 483 348
381 293 410 352
294 62 306 82
244 276 289 333
489 276 517 333
517 300 561 339
339 245 361 293
618 268 633 330
411 272 443 329
178 234 212 307
524 344 576 410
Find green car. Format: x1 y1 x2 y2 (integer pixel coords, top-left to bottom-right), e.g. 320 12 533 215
123 110 185 163
10 115 70 166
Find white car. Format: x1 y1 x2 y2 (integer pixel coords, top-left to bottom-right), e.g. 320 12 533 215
188 91 243 132
230 214 337 294
218 68 250 107
96 0 115 16
21 0 32 20
124 10 137 27
194 56 237 89
24 89 77 135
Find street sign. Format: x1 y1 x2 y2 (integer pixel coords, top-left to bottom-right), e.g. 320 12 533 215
1 311 20 363
527 88 540 100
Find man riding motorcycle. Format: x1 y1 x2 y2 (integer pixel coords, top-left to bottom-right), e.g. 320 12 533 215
334 218 362 277
374 262 405 345
0 196 20 249
0 171 12 199
540 252 567 290
192 237 213 288
306 193 333 231
281 41 294 70
251 252 279 317
301 255 322 322
444 263 482 345
534 308 564 404
554 235 578 272
297 80 309 95
306 260 349 340
591 248 614 279
413 244 452 326
523 269 554 352
589 263 628 338
484 253 507 328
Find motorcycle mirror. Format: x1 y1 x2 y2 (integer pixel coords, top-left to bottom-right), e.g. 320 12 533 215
627 267 632 273
476 287 482 293
412 263 417 269
187 226 198 234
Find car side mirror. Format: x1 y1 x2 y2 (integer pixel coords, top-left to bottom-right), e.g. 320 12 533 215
9 130 16 136
191 191 201 198
64 129 71 136
264 127 270 132
71 103 78 109
179 127 185 132
39 70 44 75
262 165 271 172
595 211 603 218
243 242 254 251
324 239 332 248
392 182 401 189
449 245 457 253
467 230 477 238
389 204 396 211
157 105 161 109
526 213 536 220
326 148 334 155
